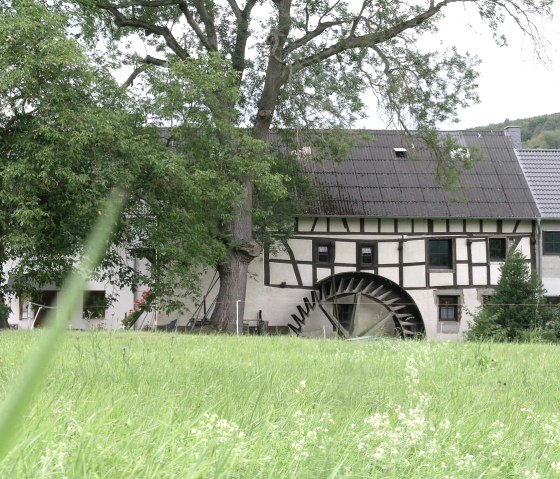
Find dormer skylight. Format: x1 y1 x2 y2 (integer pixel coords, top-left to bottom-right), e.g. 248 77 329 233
393 148 407 158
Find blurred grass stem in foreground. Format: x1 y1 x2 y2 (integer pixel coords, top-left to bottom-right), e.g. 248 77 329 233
0 189 126 459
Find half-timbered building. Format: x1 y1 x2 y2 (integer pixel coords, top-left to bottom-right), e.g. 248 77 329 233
160 127 540 340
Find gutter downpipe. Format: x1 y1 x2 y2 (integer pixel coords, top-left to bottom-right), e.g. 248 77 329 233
536 218 542 277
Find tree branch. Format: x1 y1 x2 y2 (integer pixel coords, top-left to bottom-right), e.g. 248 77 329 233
176 1 215 51
230 0 258 74
192 0 219 50
290 0 459 73
97 2 190 60
284 20 345 54
122 55 167 88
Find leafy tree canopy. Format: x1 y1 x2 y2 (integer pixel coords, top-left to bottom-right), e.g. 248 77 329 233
0 0 298 325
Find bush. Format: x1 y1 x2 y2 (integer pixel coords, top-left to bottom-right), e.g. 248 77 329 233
467 249 558 342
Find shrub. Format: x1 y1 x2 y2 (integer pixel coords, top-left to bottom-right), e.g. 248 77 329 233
467 249 557 341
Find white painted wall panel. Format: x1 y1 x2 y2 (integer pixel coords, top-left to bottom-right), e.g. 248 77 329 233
380 219 394 233
482 220 498 233
429 271 454 286
403 240 425 263
330 218 347 232
378 242 399 264
449 220 463 232
466 220 479 232
347 218 360 233
472 266 487 285
520 219 533 232
502 220 516 233
516 237 532 258
316 267 332 282
364 218 379 232
335 241 356 264
397 219 412 233
269 262 298 285
314 218 328 232
414 219 428 233
334 266 357 275
298 217 314 232
288 239 313 262
403 265 426 287
377 267 399 283
489 263 501 284
455 238 468 261
433 220 446 232
456 264 470 285
471 241 487 263
299 264 313 285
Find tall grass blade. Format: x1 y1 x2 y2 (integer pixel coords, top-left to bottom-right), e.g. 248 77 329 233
0 189 126 459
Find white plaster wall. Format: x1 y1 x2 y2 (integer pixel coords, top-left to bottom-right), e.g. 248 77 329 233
397 219 412 233
433 220 446 232
471 241 487 263
288 239 312 262
429 271 454 287
8 282 135 330
347 218 360 233
482 220 497 233
516 237 532 258
472 266 487 285
316 267 332 282
377 267 399 284
449 220 463 233
403 266 426 288
314 218 328 232
456 264 469 286
466 220 479 232
502 220 516 233
414 219 428 233
269 262 298 285
330 218 347 233
378 242 399 264
455 238 468 261
364 218 379 232
489 263 502 285
380 219 394 233
403 240 425 263
298 217 314 232
335 241 356 264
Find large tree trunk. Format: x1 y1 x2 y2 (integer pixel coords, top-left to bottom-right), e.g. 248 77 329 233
209 0 292 333
210 180 261 333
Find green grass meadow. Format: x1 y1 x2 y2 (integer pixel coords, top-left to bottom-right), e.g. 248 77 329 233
1 332 560 478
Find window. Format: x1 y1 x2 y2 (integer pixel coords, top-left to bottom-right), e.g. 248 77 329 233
83 291 106 319
315 242 334 265
543 231 560 254
489 238 507 261
393 148 407 158
358 244 374 267
429 239 453 268
439 295 459 321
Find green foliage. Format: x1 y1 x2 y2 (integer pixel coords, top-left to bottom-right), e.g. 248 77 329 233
467 249 557 341
0 0 140 294
471 112 560 148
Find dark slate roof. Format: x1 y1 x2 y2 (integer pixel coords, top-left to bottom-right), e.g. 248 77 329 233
516 149 560 218
286 130 539 219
